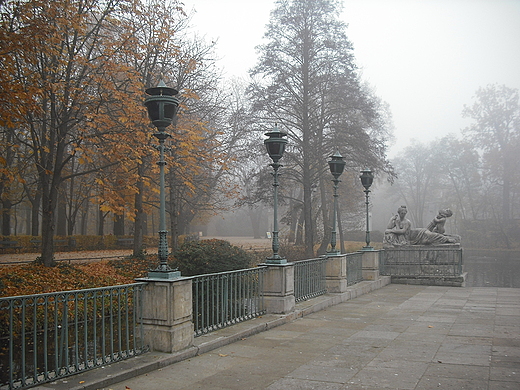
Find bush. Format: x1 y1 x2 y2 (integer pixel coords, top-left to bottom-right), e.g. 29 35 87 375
172 239 252 276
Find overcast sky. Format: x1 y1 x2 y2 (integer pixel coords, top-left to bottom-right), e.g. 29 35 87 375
183 0 520 157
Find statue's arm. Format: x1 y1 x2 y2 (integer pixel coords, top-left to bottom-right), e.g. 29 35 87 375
391 220 410 235
386 215 397 230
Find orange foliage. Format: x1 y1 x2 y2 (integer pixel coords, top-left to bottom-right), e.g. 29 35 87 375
0 256 160 298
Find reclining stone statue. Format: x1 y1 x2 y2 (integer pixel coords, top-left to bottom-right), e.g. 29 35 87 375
384 206 460 247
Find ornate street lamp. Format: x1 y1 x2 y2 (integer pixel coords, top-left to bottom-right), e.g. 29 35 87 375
145 80 180 278
359 168 374 250
264 125 288 264
327 152 346 255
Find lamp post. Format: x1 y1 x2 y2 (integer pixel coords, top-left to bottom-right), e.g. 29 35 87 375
359 168 374 251
144 80 180 278
264 125 288 264
327 152 346 255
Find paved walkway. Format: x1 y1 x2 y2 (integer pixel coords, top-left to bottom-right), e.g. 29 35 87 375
38 283 520 390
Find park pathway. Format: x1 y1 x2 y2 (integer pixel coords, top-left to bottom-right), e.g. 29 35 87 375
37 284 520 390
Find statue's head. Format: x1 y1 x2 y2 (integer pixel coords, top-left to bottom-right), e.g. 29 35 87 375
397 205 407 218
440 208 453 218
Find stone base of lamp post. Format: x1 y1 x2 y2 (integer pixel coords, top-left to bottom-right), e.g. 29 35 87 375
325 253 348 293
147 270 181 279
136 277 193 353
362 250 380 281
261 263 295 314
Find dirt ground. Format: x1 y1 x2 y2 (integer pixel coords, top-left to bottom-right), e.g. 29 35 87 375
0 236 271 264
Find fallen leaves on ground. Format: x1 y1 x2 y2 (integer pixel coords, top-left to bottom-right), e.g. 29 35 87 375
0 255 159 297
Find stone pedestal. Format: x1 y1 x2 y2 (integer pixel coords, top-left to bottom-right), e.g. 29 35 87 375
362 250 380 281
136 277 193 353
261 263 295 314
325 254 348 293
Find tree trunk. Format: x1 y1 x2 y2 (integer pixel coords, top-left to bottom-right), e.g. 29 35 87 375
56 185 67 236
288 202 298 243
301 28 314 258
1 197 12 236
248 205 263 239
25 206 31 235
31 183 41 236
169 176 178 251
80 199 89 235
40 171 58 267
113 213 124 235
502 153 511 222
295 208 305 246
97 206 105 236
337 204 345 254
317 176 330 255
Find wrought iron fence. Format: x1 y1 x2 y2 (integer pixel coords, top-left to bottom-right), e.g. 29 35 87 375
191 267 267 337
380 247 463 277
0 283 147 390
294 257 327 302
346 252 364 285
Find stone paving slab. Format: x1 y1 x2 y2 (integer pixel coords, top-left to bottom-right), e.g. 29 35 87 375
35 284 520 390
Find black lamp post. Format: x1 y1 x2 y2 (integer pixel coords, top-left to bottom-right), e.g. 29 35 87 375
359 168 374 250
327 152 346 255
264 125 288 264
144 80 180 278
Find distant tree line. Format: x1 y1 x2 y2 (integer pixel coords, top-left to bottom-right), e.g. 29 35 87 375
388 84 520 249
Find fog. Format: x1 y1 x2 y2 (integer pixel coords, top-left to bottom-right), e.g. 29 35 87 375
186 0 519 250
185 0 520 156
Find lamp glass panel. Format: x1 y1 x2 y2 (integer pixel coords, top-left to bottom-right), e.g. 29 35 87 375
360 172 374 188
146 101 160 122
164 102 177 120
267 143 281 157
329 161 345 175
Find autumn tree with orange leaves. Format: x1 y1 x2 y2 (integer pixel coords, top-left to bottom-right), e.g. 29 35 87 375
0 0 229 265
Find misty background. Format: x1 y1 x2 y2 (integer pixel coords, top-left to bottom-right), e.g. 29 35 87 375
185 0 520 249
1 0 519 258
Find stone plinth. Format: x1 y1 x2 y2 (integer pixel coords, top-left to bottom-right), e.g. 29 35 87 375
380 245 465 287
325 254 348 293
362 250 380 281
260 263 295 314
136 277 193 353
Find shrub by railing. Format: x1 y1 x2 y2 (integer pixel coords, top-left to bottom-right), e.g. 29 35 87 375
346 252 364 286
294 257 328 303
0 283 146 390
191 267 267 337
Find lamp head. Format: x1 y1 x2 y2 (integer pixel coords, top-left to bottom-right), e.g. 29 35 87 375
264 124 288 164
328 152 346 180
360 168 374 190
144 80 180 130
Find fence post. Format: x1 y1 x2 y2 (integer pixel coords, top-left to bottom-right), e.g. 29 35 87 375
137 277 193 353
261 263 295 314
325 254 347 292
362 250 380 281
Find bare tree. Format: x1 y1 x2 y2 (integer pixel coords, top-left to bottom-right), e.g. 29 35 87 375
248 0 393 256
463 84 520 222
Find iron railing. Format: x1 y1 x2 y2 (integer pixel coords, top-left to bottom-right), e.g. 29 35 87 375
191 267 267 337
294 257 327 302
346 252 364 285
0 283 147 390
380 247 463 277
